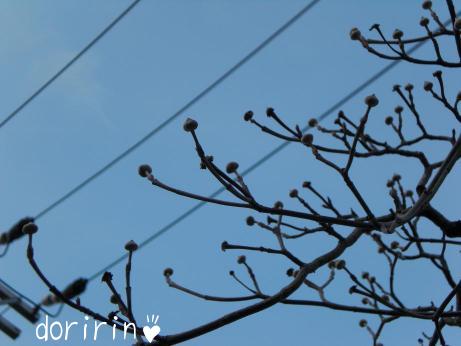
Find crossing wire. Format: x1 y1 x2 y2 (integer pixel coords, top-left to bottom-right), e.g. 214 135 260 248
0 0 142 129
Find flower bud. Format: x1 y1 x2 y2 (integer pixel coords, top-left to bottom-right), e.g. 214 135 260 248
394 105 403 113
420 16 429 27
433 70 442 78
237 255 246 264
422 0 432 10
246 216 255 226
138 164 152 178
404 83 414 91
289 189 298 198
359 319 367 328
350 27 362 40
336 259 346 270
124 240 138 252
226 161 239 174
243 111 254 122
22 222 38 235
392 29 404 40
308 118 318 127
221 241 229 252
424 81 433 91
365 94 379 107
286 268 295 277
361 272 369 280
301 133 314 145
392 173 401 181
163 268 174 277
302 181 311 188
266 107 275 117
183 118 198 132
385 116 393 125
273 201 284 209
391 241 400 249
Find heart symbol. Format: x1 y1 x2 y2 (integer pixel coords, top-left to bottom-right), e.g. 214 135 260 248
143 325 161 343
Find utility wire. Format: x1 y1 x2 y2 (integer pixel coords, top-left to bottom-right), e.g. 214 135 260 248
87 33 433 282
33 0 322 220
0 0 142 130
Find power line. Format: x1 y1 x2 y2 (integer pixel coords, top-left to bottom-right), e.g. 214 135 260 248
0 0 142 130
87 34 431 282
33 0 322 220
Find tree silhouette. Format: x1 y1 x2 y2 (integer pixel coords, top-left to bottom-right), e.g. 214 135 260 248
23 1 461 345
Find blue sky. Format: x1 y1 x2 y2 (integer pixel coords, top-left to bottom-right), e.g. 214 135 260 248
1 0 461 345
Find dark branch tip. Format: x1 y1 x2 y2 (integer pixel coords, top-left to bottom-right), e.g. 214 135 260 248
138 164 153 178
22 222 38 235
183 118 198 132
163 268 174 277
364 94 379 107
124 240 138 252
226 161 239 174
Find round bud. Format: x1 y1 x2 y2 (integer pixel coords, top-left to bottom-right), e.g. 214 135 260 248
336 260 346 270
382 294 390 302
163 268 174 277
289 189 298 198
349 285 357 294
124 240 138 252
246 216 255 226
328 261 336 269
456 91 461 101
243 111 254 122
424 81 433 91
229 270 235 276
273 201 284 209
350 27 362 40
301 133 314 145
237 255 246 264
361 298 370 305
391 241 400 249
365 94 379 107
392 29 404 40
302 181 311 188
110 295 118 304
359 319 367 328
221 241 229 252
361 272 369 280
404 83 414 91
386 179 394 188
420 16 429 27
405 190 414 197
308 118 318 127
392 84 401 92
183 118 198 132
385 116 393 125
394 105 403 113
455 17 461 30
433 70 442 78
226 161 239 174
392 173 402 181
22 222 38 235
266 107 275 117
286 268 294 277
138 164 152 178
422 1 432 10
